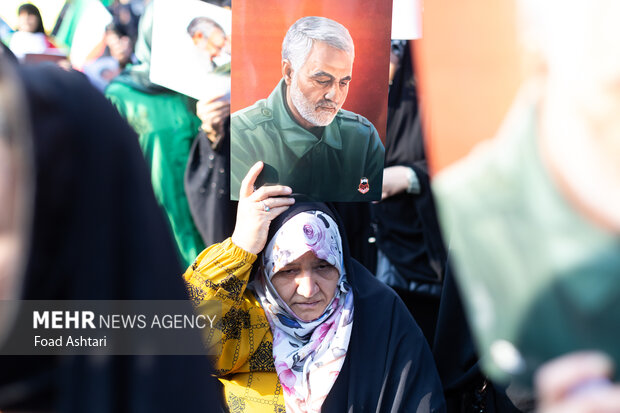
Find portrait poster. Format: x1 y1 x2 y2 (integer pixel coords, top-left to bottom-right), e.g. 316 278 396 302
230 0 391 202
150 0 231 100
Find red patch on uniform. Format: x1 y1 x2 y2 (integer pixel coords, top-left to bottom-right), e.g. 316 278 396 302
358 177 369 194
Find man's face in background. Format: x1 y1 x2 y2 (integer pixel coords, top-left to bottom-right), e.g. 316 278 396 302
286 41 353 128
192 27 227 61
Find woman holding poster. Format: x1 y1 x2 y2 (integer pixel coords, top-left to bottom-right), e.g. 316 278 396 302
184 163 445 412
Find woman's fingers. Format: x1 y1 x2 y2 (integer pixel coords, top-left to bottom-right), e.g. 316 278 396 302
232 161 296 255
231 201 294 255
258 196 296 212
266 205 292 219
239 162 264 199
249 184 293 201
232 160 297 255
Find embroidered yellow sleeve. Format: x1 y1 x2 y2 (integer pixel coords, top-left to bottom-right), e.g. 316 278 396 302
183 238 273 376
184 238 256 303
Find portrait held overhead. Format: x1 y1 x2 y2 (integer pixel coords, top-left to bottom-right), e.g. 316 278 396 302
231 15 386 202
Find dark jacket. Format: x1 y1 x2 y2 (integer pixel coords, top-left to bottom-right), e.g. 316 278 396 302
0 64 222 412
184 123 237 247
323 257 446 412
269 203 447 412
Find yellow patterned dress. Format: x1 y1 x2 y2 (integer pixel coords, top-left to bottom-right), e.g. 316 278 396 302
183 238 286 412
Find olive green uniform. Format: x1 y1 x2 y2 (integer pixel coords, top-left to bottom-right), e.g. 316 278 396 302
231 79 385 201
433 102 620 384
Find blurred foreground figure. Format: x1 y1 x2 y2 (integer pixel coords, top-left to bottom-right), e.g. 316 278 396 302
434 0 620 388
0 59 221 412
0 53 31 345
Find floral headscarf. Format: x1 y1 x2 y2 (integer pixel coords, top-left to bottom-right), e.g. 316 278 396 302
263 210 345 282
251 211 354 413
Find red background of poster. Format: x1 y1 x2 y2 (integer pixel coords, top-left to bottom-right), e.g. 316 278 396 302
414 0 521 175
231 0 392 142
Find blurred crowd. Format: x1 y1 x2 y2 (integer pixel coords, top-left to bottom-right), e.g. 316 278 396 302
0 1 619 412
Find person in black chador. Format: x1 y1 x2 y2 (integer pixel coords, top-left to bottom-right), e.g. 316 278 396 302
369 41 447 344
0 60 223 412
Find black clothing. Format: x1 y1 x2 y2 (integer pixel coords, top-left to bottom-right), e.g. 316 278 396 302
0 64 222 412
323 257 446 412
433 266 531 413
185 125 237 247
372 43 446 288
368 43 447 344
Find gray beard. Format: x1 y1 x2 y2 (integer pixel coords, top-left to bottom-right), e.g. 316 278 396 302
290 73 337 127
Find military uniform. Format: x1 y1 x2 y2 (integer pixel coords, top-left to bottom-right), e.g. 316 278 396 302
231 79 385 201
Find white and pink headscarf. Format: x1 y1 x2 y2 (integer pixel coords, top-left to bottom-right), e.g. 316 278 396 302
251 210 354 413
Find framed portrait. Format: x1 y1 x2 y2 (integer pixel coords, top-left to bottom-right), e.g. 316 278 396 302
230 0 392 201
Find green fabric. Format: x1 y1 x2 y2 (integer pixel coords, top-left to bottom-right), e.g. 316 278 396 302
231 79 384 201
433 98 620 386
104 0 204 268
105 81 204 268
53 0 91 50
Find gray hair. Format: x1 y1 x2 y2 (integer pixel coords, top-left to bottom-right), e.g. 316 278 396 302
187 16 224 38
282 16 355 70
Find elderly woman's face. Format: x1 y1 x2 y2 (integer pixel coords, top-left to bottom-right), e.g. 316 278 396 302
271 250 339 322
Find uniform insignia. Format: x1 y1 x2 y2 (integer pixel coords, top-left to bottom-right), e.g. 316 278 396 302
358 177 369 194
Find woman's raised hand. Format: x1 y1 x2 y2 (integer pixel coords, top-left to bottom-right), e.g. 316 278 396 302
231 162 295 255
